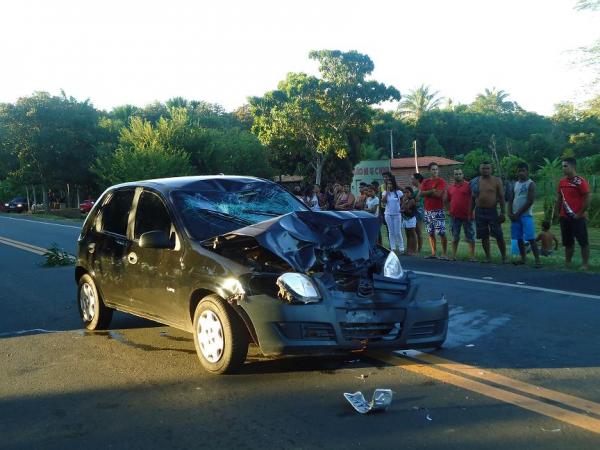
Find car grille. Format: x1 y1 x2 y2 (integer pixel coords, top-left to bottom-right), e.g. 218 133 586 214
408 320 443 339
340 322 401 341
277 322 336 340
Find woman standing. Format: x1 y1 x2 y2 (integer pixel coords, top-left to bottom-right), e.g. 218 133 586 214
402 186 418 256
382 176 404 255
334 184 355 211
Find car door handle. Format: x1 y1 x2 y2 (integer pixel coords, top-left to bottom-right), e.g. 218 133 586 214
87 243 95 254
127 252 138 265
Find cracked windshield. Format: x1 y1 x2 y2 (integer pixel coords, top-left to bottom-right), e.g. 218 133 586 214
172 180 307 240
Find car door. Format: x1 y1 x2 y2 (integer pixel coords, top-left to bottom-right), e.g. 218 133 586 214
126 189 187 326
90 188 136 308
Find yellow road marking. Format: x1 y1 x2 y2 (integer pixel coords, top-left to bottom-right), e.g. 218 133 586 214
411 352 600 417
0 235 46 255
370 351 600 435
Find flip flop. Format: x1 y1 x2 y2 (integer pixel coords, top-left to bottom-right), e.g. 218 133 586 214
425 255 437 259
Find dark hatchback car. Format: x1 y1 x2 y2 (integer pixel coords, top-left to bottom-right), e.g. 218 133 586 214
76 176 448 374
4 197 28 213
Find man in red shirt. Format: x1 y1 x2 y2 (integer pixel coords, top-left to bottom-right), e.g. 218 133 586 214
556 157 591 270
420 162 447 258
446 168 475 261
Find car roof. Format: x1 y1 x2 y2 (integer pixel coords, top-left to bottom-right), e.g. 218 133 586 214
108 175 273 195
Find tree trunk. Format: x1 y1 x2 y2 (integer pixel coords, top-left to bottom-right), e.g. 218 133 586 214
43 185 49 213
25 186 30 212
314 153 325 186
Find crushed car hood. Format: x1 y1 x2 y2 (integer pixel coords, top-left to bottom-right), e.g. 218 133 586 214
208 210 381 273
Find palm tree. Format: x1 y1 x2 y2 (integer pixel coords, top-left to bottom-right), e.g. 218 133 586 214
471 88 520 114
397 85 443 122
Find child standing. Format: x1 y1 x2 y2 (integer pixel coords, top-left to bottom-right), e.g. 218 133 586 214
536 221 559 256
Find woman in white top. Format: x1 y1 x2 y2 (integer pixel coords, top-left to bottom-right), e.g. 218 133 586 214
382 177 404 254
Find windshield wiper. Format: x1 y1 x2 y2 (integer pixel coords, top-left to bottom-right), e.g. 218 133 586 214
241 209 282 217
198 209 253 225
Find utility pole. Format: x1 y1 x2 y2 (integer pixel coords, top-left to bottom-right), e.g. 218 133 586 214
389 130 394 159
413 140 419 173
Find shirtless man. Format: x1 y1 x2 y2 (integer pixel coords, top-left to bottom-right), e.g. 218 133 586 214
471 162 507 263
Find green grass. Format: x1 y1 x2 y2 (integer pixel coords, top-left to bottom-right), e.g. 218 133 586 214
383 200 600 273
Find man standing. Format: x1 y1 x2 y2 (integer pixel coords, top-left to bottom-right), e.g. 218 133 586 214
509 163 541 267
471 162 507 263
556 157 591 270
446 168 475 261
420 162 447 259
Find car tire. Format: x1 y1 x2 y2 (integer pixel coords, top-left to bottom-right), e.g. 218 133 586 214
192 295 248 374
78 274 113 330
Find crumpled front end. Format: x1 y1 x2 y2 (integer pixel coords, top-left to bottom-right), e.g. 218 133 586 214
204 210 448 356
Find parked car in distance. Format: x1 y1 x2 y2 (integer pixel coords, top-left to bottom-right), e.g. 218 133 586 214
4 197 28 213
79 199 95 214
75 176 448 374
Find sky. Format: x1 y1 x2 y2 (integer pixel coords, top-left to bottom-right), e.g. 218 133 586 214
1 0 598 116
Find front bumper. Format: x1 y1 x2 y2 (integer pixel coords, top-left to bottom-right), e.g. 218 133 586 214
240 278 448 356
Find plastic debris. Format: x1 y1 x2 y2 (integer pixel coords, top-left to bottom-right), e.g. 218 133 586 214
343 389 393 414
426 414 433 421
356 374 369 382
465 344 475 347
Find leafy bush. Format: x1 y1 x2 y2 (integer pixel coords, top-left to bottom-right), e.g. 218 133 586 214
589 194 600 227
42 243 75 267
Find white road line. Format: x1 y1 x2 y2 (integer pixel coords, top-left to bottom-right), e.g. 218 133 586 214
414 270 600 301
0 215 81 229
0 236 46 255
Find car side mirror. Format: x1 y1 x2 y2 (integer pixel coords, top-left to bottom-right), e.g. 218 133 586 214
139 230 175 249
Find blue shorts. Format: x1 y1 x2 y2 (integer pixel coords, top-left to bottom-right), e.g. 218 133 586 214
511 215 536 241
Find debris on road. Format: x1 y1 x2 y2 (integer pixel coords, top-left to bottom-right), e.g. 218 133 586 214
482 276 494 280
465 344 475 347
540 427 561 433
344 389 393 414
426 414 433 421
356 374 369 382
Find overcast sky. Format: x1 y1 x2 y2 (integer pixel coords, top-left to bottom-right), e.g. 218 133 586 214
1 0 598 115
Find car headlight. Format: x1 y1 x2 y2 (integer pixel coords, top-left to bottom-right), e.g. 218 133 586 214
4 203 8 207
383 251 404 279
17 204 22 207
276 273 321 304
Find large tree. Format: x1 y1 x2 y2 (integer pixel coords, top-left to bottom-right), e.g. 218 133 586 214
0 92 102 208
249 50 400 184
470 88 523 114
397 84 443 122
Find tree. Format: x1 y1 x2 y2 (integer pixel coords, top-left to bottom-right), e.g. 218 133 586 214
249 50 399 184
470 88 523 114
92 112 193 186
424 133 446 156
397 85 443 122
500 155 527 180
0 92 102 209
462 149 489 179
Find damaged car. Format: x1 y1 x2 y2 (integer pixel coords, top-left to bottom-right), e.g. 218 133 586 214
75 176 448 374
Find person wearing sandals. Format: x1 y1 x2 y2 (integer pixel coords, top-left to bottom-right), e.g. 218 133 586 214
382 176 405 255
402 186 418 256
446 168 475 261
509 163 541 267
420 162 448 259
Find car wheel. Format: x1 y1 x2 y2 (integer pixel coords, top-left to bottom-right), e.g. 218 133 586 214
192 295 248 374
78 274 113 330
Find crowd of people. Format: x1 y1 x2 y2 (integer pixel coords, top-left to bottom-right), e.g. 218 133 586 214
293 156 592 270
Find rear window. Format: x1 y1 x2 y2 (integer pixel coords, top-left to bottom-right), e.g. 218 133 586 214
101 189 135 236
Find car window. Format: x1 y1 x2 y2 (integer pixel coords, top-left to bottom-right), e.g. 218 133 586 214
134 191 172 240
171 180 308 241
101 189 134 236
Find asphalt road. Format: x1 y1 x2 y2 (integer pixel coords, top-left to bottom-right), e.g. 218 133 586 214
1 212 600 450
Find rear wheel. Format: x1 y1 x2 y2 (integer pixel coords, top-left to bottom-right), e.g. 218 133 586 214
192 295 248 374
78 274 113 330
